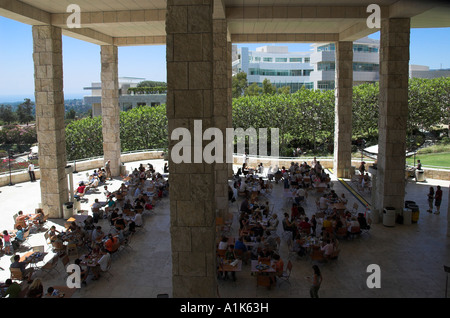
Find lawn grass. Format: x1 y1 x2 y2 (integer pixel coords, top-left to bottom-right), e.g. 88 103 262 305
406 152 450 170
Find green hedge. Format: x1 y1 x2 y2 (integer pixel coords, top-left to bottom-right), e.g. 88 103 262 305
59 77 450 160
127 86 167 95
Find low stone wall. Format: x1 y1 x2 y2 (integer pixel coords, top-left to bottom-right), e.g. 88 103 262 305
1 153 448 186
0 150 165 187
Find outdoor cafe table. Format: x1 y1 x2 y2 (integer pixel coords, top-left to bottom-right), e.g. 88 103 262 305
44 286 78 298
331 202 347 213
218 259 242 273
251 260 276 289
67 214 88 226
20 251 48 269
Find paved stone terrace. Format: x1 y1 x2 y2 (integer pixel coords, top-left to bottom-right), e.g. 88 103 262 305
0 159 449 298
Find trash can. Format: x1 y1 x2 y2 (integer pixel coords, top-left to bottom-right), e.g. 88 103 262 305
63 202 74 219
405 200 416 208
408 204 420 223
383 207 396 227
415 169 425 182
403 208 412 225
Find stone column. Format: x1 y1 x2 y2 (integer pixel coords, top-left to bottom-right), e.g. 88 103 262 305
32 25 68 218
166 0 219 298
333 41 353 179
227 40 234 178
447 189 450 237
213 18 230 220
375 18 410 215
101 45 121 176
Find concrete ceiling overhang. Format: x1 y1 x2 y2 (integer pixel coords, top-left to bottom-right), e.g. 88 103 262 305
0 0 449 46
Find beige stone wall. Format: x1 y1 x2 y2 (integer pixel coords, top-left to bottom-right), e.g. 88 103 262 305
375 18 410 214
33 25 68 218
333 41 353 178
101 45 122 177
166 0 218 298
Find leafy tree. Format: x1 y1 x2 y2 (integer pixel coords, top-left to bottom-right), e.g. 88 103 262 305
137 80 167 88
245 82 262 96
65 109 76 120
16 99 35 124
232 72 248 98
262 78 277 95
0 105 17 124
277 86 291 95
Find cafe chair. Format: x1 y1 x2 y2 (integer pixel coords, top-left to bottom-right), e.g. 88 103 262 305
39 254 60 277
278 260 293 286
66 242 79 257
10 268 25 282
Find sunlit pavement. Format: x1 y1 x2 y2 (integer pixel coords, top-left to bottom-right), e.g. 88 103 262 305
0 160 448 298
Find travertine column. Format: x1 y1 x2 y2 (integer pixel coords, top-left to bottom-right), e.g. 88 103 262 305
213 18 230 220
167 0 219 298
333 41 353 178
101 45 121 176
32 25 68 218
375 18 410 215
227 40 234 178
447 189 450 237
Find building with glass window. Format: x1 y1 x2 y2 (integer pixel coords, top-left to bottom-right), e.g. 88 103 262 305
83 77 166 117
232 45 315 92
310 37 380 90
233 37 381 91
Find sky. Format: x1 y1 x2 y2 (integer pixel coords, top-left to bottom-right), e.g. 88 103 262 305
0 15 449 103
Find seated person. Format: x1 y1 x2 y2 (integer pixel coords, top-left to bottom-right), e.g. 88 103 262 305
91 226 105 244
218 236 229 251
234 236 250 264
15 211 29 230
357 213 370 230
347 217 361 235
91 248 111 280
74 182 87 197
299 217 312 235
320 239 335 261
10 254 34 283
132 211 143 227
104 234 119 253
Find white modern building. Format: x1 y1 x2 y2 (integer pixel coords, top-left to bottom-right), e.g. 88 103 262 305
232 45 314 92
310 37 380 90
409 65 450 79
233 37 381 91
234 37 449 92
84 77 166 117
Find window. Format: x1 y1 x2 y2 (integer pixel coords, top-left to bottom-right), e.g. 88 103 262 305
317 62 335 71
263 57 273 62
304 57 310 63
254 57 261 62
290 70 302 76
303 69 312 76
289 58 302 63
275 58 287 62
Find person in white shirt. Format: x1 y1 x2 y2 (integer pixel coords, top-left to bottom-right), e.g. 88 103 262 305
321 240 335 261
319 195 329 211
92 248 111 280
295 187 306 204
133 212 143 227
28 162 36 182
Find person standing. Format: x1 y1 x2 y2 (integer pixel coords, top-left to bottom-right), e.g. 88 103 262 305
28 161 36 182
105 160 111 180
434 185 443 215
307 265 323 298
427 187 434 213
